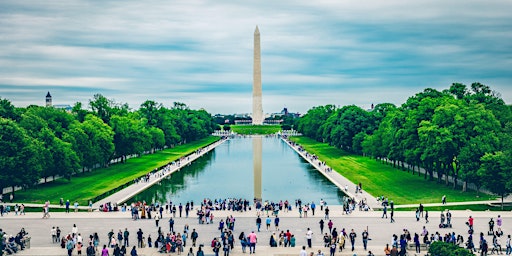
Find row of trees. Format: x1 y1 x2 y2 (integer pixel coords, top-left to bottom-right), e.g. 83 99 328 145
0 94 217 192
297 83 512 202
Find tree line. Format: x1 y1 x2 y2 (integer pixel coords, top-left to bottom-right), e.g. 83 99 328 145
296 83 512 202
0 94 217 192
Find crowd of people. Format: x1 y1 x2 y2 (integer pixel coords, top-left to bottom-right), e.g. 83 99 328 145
0 228 29 255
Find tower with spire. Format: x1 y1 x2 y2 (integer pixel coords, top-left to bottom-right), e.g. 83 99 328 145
252 26 264 125
45 91 52 107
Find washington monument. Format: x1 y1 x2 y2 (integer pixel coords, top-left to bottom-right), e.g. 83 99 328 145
252 26 264 125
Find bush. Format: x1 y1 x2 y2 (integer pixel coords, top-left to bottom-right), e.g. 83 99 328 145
281 124 291 130
428 241 473 256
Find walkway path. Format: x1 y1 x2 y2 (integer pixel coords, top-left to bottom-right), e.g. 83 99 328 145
4 206 512 256
282 138 381 210
92 138 228 209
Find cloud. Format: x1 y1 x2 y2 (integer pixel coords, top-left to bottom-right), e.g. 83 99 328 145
0 0 511 113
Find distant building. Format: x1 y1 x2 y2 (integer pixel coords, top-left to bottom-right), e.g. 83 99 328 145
45 91 72 112
45 91 52 107
54 104 73 112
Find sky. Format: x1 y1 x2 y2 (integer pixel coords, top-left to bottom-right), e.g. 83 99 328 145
1 1 511 115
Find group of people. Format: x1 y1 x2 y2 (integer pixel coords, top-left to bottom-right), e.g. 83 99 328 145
0 228 28 255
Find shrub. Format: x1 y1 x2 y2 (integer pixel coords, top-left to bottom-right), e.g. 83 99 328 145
428 241 473 256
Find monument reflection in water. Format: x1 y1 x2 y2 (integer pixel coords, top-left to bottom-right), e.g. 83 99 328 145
130 137 345 204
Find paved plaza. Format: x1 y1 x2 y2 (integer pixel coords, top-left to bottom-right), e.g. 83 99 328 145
3 207 512 255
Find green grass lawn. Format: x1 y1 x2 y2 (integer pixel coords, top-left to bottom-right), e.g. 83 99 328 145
395 204 512 211
231 125 281 135
13 136 220 205
289 136 494 205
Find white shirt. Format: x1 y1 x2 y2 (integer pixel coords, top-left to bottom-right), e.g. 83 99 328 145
306 230 313 239
300 249 308 256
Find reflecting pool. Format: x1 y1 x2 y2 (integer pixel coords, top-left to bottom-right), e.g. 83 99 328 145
130 136 345 204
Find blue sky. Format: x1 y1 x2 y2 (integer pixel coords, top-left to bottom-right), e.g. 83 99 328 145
1 0 511 115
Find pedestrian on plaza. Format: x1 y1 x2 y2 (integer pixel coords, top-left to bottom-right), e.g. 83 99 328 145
274 216 280 231
130 246 138 256
256 216 262 232
65 200 70 213
442 195 446 204
324 207 330 220
266 216 271 231
349 229 357 251
328 220 334 234
136 228 143 248
101 245 109 256
86 242 95 256
248 231 257 254
300 245 308 256
362 229 369 251
124 228 130 247
311 202 316 216
191 229 199 247
169 217 175 232
306 228 313 248
384 244 391 256
425 211 429 223
196 245 204 256
319 219 325 234
155 214 160 227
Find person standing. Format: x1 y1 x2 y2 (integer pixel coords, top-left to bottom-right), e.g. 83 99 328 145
442 195 446 204
124 228 130 247
65 200 70 213
154 214 160 227
136 228 143 248
66 237 75 256
300 245 308 256
169 217 175 232
362 229 369 251
191 229 198 247
256 216 261 232
328 220 334 234
505 234 511 255
425 211 429 224
324 207 330 220
248 231 257 254
101 245 109 256
266 216 271 231
382 204 388 219
319 219 325 234
306 228 313 248
311 202 316 216
274 216 280 231
349 229 357 251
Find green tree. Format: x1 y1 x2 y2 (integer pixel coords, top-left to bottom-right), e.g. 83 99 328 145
479 151 512 209
81 114 115 168
0 118 43 192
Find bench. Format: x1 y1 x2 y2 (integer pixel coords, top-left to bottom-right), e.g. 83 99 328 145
407 242 429 250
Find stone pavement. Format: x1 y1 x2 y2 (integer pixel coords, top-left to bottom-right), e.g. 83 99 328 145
3 207 511 256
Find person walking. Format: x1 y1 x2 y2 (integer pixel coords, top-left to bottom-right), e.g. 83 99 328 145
319 219 325 234
248 231 257 254
349 229 357 251
256 216 261 232
362 229 369 251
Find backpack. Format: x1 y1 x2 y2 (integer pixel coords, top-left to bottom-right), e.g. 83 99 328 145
211 239 216 247
87 246 95 255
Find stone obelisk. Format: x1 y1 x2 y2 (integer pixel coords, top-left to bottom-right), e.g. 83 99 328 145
252 26 264 125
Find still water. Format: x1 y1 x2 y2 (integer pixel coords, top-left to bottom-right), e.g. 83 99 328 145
130 137 344 205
